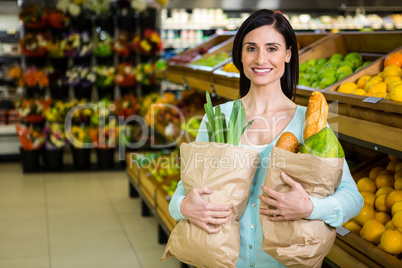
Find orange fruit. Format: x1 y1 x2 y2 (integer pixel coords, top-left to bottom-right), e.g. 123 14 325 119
384 75 402 85
388 81 402 92
360 191 376 206
376 186 394 197
343 220 362 235
395 170 402 181
385 220 395 230
338 82 358 94
354 203 376 225
352 89 366 95
360 219 385 244
393 211 402 228
375 193 391 212
375 174 395 188
395 162 402 172
381 229 402 254
387 160 401 172
378 170 392 177
395 179 402 190
357 75 371 88
357 177 377 193
375 211 392 225
368 82 387 94
384 52 402 68
382 64 402 78
369 166 386 180
386 190 402 210
392 200 402 215
384 94 390 99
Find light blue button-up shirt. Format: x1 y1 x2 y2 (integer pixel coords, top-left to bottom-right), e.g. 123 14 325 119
169 101 363 267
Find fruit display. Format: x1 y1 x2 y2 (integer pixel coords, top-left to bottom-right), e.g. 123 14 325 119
336 52 402 101
343 155 402 257
221 62 239 73
299 52 371 89
168 45 213 64
191 52 230 67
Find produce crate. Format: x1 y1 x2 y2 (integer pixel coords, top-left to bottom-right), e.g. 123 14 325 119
323 47 402 129
155 185 177 232
166 32 235 86
297 31 402 96
329 156 402 268
182 37 234 93
138 167 159 207
297 32 334 54
126 152 139 185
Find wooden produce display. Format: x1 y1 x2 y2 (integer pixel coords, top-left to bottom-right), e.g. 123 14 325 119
329 156 402 268
297 31 402 97
297 32 334 54
166 32 235 85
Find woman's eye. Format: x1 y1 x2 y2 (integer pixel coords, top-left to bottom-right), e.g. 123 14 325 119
268 47 277 52
246 47 256 52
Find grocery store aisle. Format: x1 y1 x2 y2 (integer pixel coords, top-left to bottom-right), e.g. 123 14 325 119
0 162 181 268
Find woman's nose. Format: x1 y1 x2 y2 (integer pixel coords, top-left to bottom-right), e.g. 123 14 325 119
255 50 267 65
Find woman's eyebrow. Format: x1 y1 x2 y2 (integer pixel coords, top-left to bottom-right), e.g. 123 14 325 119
243 42 282 47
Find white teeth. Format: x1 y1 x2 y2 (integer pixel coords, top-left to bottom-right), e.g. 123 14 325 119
253 68 272 73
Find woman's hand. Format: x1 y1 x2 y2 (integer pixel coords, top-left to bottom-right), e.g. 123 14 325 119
259 172 313 221
180 186 233 234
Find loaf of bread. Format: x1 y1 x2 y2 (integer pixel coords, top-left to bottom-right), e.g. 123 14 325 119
276 132 300 153
304 91 328 141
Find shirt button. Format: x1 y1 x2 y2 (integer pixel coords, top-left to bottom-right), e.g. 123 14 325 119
251 224 255 228
249 263 254 267
249 245 253 249
253 182 256 186
252 202 256 207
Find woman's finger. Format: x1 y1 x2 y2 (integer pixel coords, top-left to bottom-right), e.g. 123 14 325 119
208 209 233 218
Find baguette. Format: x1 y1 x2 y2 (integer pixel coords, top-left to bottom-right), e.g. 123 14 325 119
276 132 300 153
304 91 328 141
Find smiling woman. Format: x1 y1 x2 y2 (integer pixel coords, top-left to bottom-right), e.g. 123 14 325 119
168 9 363 268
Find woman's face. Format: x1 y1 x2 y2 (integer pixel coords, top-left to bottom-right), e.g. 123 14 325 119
241 25 291 88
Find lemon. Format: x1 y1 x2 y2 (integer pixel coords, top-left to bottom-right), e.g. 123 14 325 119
368 82 387 94
357 75 371 88
360 219 385 244
360 191 376 206
381 229 402 255
376 186 394 197
352 89 366 95
364 79 379 91
357 177 377 193
393 210 402 228
388 81 402 92
370 166 386 180
375 193 391 212
343 220 362 235
389 84 402 102
384 76 402 85
354 203 375 225
373 92 388 98
375 211 391 225
338 82 358 94
371 75 384 82
382 64 402 78
392 200 402 215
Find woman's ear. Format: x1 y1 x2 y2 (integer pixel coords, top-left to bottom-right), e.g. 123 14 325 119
285 46 292 63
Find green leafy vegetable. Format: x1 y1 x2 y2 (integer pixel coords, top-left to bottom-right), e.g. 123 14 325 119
204 91 253 144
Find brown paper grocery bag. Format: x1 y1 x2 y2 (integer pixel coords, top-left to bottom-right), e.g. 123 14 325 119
161 142 259 268
260 146 344 268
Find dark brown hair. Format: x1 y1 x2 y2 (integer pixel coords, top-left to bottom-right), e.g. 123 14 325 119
232 9 299 100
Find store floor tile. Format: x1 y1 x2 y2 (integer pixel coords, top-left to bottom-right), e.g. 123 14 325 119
0 162 181 268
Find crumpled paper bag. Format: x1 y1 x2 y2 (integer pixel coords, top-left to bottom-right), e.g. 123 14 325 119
260 146 344 268
162 141 260 267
